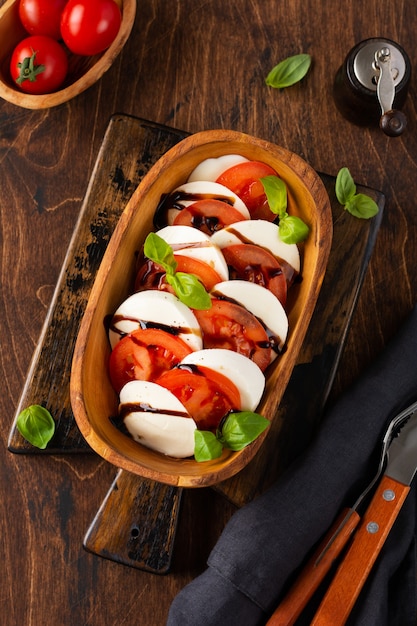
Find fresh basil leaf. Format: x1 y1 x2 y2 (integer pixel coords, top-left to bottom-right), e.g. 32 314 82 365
220 411 269 451
194 430 223 462
260 175 287 215
144 232 177 274
166 272 212 310
335 168 379 219
279 215 310 244
345 193 379 219
16 404 55 449
335 167 356 205
266 53 311 89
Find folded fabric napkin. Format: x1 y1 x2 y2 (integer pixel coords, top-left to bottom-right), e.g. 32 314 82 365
167 305 417 626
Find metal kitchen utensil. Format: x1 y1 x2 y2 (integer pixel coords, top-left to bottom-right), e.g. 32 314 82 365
267 400 417 626
333 37 411 136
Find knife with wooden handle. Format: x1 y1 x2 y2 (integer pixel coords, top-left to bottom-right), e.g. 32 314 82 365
267 400 417 626
311 404 417 626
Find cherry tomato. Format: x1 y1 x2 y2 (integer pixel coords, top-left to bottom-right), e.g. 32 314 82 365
108 328 193 393
19 0 68 40
10 35 68 94
216 161 279 221
60 0 122 56
221 244 287 305
173 199 247 235
135 255 223 293
194 299 271 371
156 365 241 430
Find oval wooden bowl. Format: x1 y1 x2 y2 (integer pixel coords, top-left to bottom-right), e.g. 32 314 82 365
70 129 333 488
0 0 136 109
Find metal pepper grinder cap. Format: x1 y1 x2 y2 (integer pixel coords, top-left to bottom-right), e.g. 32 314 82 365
334 38 411 136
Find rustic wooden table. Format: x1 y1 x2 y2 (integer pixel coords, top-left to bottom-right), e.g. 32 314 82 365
1 1 416 624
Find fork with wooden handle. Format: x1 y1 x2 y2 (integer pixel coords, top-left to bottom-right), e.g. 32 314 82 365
267 403 416 626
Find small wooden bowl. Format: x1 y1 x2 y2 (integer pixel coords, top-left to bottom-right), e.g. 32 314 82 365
70 130 333 488
0 0 136 109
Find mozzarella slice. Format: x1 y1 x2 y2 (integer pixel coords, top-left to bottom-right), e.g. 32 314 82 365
109 290 202 351
180 348 265 412
213 280 289 351
156 224 229 282
187 155 249 183
211 219 300 274
167 181 250 225
120 380 196 458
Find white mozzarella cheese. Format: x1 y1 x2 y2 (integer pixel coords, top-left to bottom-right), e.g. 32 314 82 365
109 290 202 351
187 154 249 183
120 380 196 458
211 219 300 274
213 280 289 350
156 224 229 281
167 180 250 224
180 348 265 412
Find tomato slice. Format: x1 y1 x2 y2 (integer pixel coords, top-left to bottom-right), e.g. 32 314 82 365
109 328 193 393
134 255 222 293
156 365 241 430
173 198 246 235
221 244 287 306
194 299 271 371
215 161 278 221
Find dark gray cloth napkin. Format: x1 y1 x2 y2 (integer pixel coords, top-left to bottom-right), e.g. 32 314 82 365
167 305 417 626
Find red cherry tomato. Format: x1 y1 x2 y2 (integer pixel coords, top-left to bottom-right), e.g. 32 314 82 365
19 0 68 40
173 199 247 235
108 328 193 393
60 0 122 56
221 244 287 306
10 35 68 94
216 161 279 221
194 299 271 371
156 365 241 431
135 255 223 293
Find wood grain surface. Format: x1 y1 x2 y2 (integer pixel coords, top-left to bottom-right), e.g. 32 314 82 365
1 1 416 624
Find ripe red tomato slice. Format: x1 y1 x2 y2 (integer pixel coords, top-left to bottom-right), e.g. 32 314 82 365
194 299 271 371
221 243 287 306
60 0 122 56
216 161 279 221
108 328 193 393
173 199 246 235
135 255 223 293
19 0 68 40
10 36 68 94
156 365 241 431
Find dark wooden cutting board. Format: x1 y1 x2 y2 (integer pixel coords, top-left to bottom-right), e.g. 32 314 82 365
8 114 384 573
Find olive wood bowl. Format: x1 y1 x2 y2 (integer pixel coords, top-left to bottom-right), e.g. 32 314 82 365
70 129 333 488
0 0 136 109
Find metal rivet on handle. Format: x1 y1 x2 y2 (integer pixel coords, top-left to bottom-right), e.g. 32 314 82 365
367 522 379 534
383 489 396 501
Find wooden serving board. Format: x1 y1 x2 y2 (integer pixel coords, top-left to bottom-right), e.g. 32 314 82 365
7 115 384 573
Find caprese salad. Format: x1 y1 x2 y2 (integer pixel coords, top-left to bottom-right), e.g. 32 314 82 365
107 155 309 461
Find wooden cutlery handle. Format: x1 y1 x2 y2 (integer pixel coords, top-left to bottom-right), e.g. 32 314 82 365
311 476 410 626
267 509 359 626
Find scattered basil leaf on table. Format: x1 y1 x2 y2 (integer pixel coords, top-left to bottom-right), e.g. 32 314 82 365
144 232 211 310
335 167 379 219
265 53 311 88
16 404 55 449
194 411 270 461
261 175 310 243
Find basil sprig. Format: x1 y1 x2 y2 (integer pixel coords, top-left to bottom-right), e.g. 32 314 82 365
266 53 311 89
260 175 309 244
143 232 212 310
16 404 55 449
335 168 379 219
194 411 270 462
